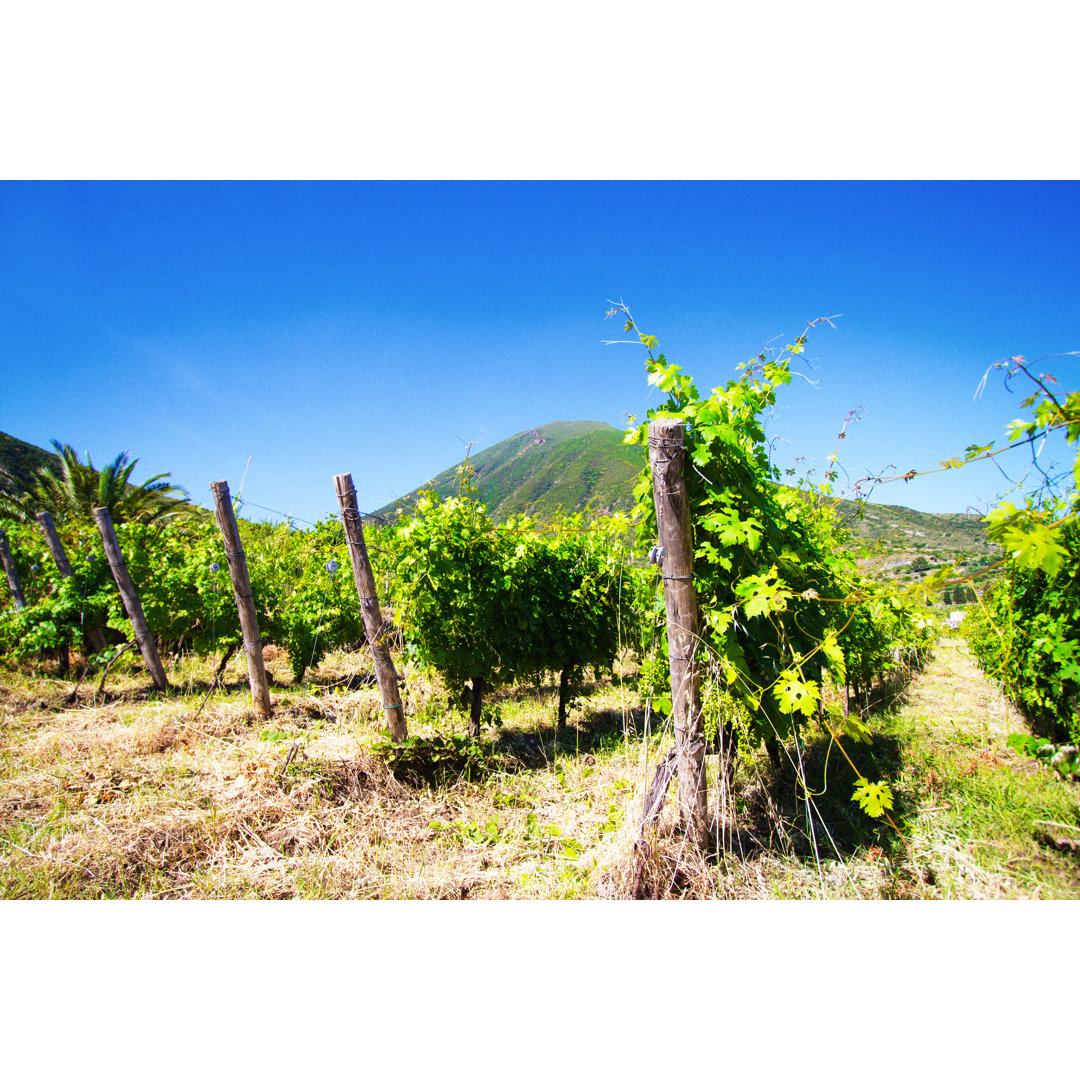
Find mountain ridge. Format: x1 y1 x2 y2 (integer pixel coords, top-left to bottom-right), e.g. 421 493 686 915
1 427 996 572
375 420 646 522
0 431 62 495
373 421 999 574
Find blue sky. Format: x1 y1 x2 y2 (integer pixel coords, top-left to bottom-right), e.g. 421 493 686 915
2 180 1077 525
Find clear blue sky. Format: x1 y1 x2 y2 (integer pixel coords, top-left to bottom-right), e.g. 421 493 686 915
2 180 1077 524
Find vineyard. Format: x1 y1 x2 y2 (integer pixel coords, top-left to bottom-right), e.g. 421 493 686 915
2 314 1079 898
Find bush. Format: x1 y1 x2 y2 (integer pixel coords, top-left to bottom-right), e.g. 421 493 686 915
384 485 634 733
965 522 1080 743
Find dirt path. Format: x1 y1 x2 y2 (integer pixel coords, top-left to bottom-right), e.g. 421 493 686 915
901 634 1026 748
878 634 1080 898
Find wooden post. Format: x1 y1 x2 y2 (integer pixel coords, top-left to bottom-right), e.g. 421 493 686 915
0 527 27 611
649 418 708 848
92 507 169 692
209 480 272 719
36 511 109 654
334 473 407 742
36 511 74 577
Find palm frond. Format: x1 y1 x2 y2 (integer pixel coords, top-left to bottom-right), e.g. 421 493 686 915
5 441 196 526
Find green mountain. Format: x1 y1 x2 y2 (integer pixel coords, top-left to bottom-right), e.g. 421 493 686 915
376 420 1000 581
0 431 61 496
3 424 997 581
377 420 648 522
829 498 991 556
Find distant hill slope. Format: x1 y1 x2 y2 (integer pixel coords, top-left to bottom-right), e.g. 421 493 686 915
376 420 648 522
0 431 61 495
376 420 1000 579
829 497 991 555
4 425 996 579
824 494 1000 584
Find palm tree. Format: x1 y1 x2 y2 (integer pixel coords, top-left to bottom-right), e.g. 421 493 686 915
0 442 199 526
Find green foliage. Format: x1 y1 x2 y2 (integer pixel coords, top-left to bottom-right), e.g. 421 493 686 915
500 509 637 681
383 488 508 691
0 518 115 658
621 309 925 758
242 517 365 681
839 593 936 698
374 734 498 785
1006 732 1080 780
962 358 1080 743
966 523 1080 743
383 477 636 721
429 817 502 846
111 519 238 655
985 501 1068 576
945 585 977 605
0 442 197 527
850 777 895 818
0 512 365 681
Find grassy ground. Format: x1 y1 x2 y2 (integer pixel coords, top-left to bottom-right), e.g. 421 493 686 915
2 635 1078 899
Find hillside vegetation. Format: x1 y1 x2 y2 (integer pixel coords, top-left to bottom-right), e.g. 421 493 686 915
372 421 998 578
0 431 61 496
827 496 1001 587
2 425 995 572
376 420 646 522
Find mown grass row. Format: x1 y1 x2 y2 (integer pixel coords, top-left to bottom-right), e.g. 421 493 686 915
2 635 1077 899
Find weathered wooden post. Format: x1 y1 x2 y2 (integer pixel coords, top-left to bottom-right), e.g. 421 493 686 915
0 527 27 611
334 473 407 742
649 418 708 848
36 511 74 577
36 511 109 654
209 480 272 719
92 507 170 692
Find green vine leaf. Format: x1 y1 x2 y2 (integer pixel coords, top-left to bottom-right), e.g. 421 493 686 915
734 568 793 618
701 508 763 550
772 672 820 717
851 777 894 818
1003 524 1067 576
820 630 845 676
840 713 873 745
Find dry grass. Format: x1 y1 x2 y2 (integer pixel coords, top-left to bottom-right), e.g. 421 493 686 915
3 636 1078 899
1 650 646 898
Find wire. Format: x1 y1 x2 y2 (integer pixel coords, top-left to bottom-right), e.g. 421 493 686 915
234 497 387 528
